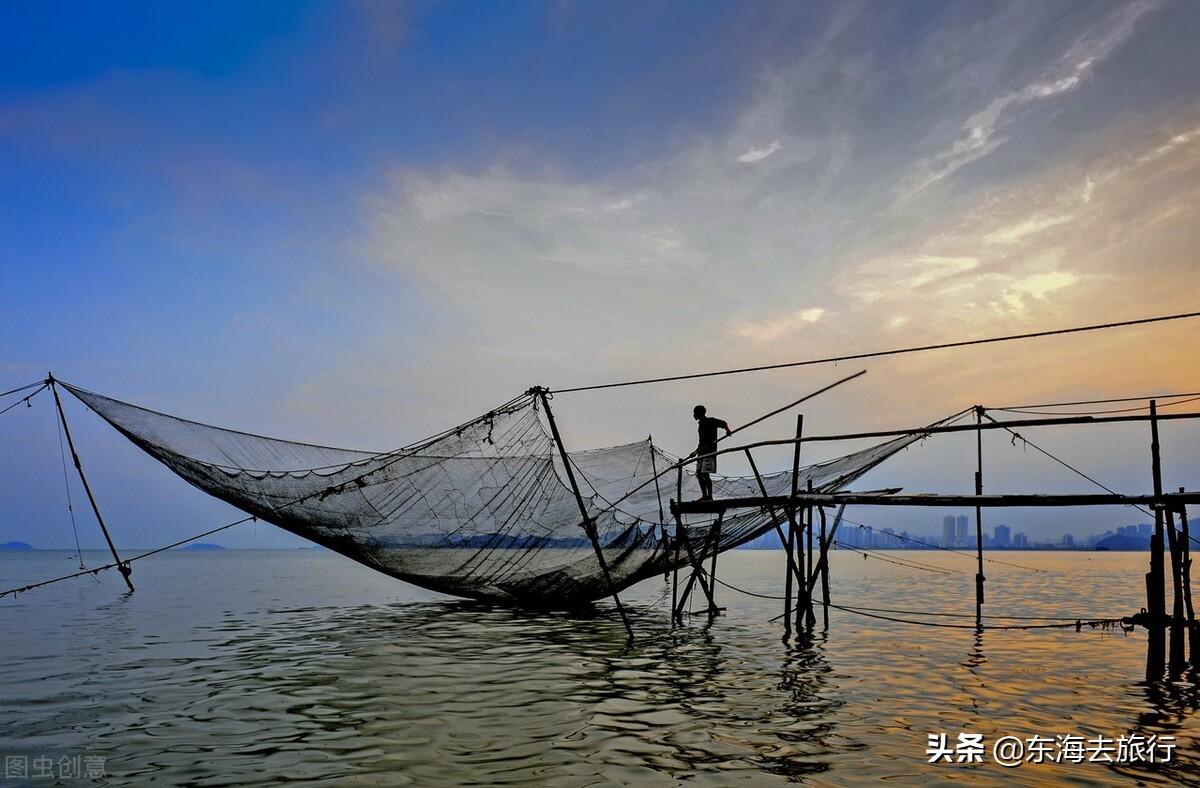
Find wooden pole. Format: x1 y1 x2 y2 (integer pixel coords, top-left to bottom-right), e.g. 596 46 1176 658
50 378 134 593
784 517 795 638
671 514 680 627
1147 399 1165 679
806 479 816 629
649 435 669 582
707 513 723 615
744 449 805 591
1178 490 1199 669
1167 508 1186 673
790 415 807 631
974 406 986 627
818 506 830 629
534 388 633 640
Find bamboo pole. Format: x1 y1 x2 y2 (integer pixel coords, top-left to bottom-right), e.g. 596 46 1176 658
1179 490 1199 670
534 388 633 640
974 406 986 627
1167 508 1185 673
1148 400 1166 679
50 378 134 593
819 506 830 629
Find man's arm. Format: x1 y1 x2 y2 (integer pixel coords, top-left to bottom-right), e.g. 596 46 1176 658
719 418 732 436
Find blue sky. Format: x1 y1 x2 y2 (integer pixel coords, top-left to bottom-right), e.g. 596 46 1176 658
2 0 1199 550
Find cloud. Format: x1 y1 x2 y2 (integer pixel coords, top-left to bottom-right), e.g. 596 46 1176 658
903 0 1163 196
1000 271 1080 314
734 307 826 341
983 215 1074 245
737 140 782 163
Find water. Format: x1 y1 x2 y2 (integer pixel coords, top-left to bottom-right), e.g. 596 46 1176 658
2 549 1197 785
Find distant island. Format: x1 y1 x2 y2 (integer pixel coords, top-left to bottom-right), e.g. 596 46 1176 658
181 543 227 551
0 541 35 551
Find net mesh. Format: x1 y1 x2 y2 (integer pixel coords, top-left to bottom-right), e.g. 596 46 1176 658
64 383 937 606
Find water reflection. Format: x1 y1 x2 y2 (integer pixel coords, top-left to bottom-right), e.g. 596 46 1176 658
6 550 1200 784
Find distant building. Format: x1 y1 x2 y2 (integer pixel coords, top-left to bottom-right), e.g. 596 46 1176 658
942 516 956 548
993 524 1011 548
1138 523 1153 539
1062 534 1075 547
956 514 969 546
1013 532 1029 549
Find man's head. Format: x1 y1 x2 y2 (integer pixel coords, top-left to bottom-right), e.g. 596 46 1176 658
693 405 706 420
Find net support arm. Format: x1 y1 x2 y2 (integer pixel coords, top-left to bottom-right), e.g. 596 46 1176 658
531 387 634 640
48 375 134 593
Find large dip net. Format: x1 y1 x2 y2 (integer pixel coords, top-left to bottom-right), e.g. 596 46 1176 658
63 383 939 606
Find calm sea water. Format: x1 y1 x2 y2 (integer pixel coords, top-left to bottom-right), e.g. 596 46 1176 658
2 548 1197 786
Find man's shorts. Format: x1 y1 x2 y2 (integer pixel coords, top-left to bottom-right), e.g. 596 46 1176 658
696 454 717 474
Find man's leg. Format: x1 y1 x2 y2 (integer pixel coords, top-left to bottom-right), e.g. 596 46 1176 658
698 472 712 500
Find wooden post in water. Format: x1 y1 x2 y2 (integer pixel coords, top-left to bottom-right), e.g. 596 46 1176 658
818 506 830 629
784 518 796 637
670 509 680 627
1179 490 1199 669
1167 507 1186 673
790 415 807 632
707 513 723 615
974 406 986 627
1147 399 1166 679
806 479 816 629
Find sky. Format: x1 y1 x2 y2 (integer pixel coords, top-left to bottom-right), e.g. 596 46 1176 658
2 0 1198 552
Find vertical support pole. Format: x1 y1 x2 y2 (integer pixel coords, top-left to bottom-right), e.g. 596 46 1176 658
671 528 679 627
1147 400 1165 679
1167 507 1185 673
784 517 795 638
806 480 816 628
819 506 830 629
974 406 986 627
49 378 134 593
789 415 807 631
1179 491 1199 670
705 514 724 616
534 388 633 640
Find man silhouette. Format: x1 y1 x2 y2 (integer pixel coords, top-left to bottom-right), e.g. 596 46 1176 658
692 405 731 501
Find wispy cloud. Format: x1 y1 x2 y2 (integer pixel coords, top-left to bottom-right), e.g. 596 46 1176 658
734 307 826 341
737 140 782 163
903 0 1163 197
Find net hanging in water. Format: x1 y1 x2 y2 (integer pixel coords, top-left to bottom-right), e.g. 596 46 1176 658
61 382 936 606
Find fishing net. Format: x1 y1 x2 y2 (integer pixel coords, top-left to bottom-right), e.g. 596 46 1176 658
63 383 938 606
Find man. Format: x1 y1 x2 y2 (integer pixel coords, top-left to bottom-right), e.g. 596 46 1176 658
692 405 731 501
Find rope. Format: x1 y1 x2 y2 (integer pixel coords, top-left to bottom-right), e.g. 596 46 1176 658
994 389 1200 411
0 380 45 399
711 576 1118 621
55 405 85 570
839 516 1042 573
829 539 962 575
825 602 1125 631
0 383 46 416
0 516 257 599
982 411 1153 519
552 310 1200 393
994 397 1200 417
